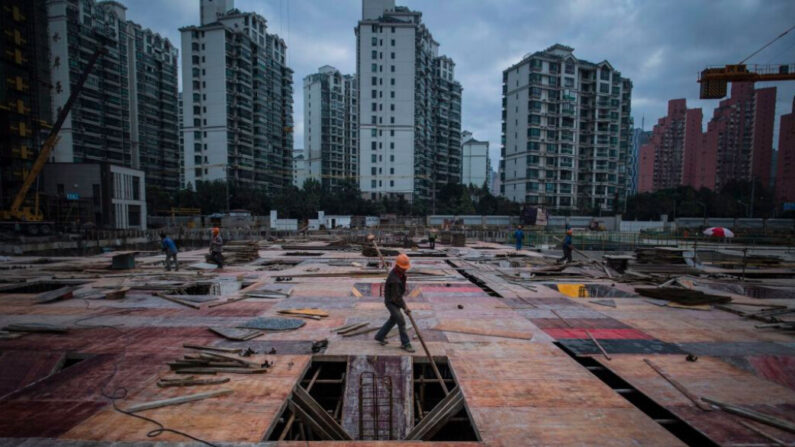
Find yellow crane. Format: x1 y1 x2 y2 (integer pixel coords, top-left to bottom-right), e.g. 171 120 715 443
699 25 795 99
0 47 105 233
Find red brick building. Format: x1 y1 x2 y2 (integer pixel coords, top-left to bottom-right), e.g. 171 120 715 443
636 83 777 194
637 99 703 192
775 98 795 204
704 82 776 190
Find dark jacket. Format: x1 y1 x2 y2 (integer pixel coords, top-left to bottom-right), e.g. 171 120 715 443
384 268 407 309
562 234 572 248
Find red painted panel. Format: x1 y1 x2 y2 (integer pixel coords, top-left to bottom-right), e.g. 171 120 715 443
747 356 795 391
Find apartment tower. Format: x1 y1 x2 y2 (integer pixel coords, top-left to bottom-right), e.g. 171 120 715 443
180 0 294 195
356 0 462 202
500 44 633 211
303 65 358 190
637 99 703 193
47 0 180 193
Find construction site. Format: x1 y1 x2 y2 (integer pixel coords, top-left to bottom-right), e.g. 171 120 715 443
0 227 793 446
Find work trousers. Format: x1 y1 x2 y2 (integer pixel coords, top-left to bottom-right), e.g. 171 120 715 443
429 239 435 249
209 251 224 268
375 302 410 347
164 252 178 271
559 246 573 263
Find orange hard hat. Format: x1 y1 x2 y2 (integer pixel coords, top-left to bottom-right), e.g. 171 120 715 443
566 229 573 235
395 253 411 270
212 227 220 235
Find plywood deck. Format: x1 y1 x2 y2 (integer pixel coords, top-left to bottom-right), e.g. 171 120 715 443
0 240 792 446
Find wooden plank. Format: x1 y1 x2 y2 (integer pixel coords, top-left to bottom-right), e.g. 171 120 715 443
182 344 241 353
405 387 464 440
702 397 795 434
643 359 711 411
739 421 787 446
294 385 352 440
125 389 233 413
35 286 78 304
341 326 378 337
337 322 369 335
156 377 230 388
585 330 611 361
154 292 201 309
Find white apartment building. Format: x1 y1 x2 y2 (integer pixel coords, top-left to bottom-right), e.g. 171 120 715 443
461 130 490 188
500 44 633 211
356 0 462 202
303 66 358 190
180 0 293 194
47 0 179 193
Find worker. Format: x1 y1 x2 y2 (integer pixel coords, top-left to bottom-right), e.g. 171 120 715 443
514 225 524 251
374 253 415 352
558 229 574 264
160 232 178 271
428 229 437 249
209 227 224 269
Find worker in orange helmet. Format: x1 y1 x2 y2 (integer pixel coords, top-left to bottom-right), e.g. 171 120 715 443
374 253 415 352
209 227 224 269
557 228 574 264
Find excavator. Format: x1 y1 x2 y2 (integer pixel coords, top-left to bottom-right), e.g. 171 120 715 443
0 47 105 235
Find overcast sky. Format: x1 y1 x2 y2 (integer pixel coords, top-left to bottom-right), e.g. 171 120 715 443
125 0 795 169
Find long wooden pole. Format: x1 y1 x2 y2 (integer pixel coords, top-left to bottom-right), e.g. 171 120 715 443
406 310 449 395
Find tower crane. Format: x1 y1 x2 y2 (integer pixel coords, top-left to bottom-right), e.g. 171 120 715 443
698 25 795 99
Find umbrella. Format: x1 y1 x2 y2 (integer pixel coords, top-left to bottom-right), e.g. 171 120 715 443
703 227 734 238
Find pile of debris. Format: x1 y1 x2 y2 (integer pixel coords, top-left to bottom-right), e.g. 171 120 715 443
167 344 270 375
222 240 260 264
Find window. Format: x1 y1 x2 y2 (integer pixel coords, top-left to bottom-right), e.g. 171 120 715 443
391 39 395 46
391 52 395 59
372 63 377 72
546 183 556 193
529 115 541 125
372 154 377 162
390 180 394 187
564 77 574 88
390 104 395 111
527 169 539 179
390 130 395 136
372 37 377 45
391 65 395 72
372 50 377 59
527 141 540 151
528 128 541 138
528 182 539 192
372 90 377 98
371 141 377 150
372 180 377 188
390 155 394 161
390 142 394 149
372 103 377 111
372 76 377 85
132 177 140 200
371 167 377 175
600 67 611 80
371 129 377 137
390 78 395 85
600 83 610 93
390 91 395 98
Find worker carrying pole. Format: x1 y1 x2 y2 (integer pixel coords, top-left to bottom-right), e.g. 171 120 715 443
209 227 224 270
375 253 415 352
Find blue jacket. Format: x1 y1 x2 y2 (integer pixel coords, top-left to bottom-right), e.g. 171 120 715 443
562 234 572 248
161 237 177 254
514 230 524 241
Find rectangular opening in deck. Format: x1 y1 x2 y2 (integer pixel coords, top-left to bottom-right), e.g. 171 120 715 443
265 355 479 442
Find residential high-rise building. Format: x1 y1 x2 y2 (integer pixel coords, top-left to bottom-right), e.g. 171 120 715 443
500 44 633 211
47 0 180 192
704 82 776 190
303 65 358 189
292 148 308 188
180 0 293 195
356 0 462 202
0 0 51 211
637 99 702 193
178 91 184 188
629 128 651 194
775 98 795 204
461 131 490 188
